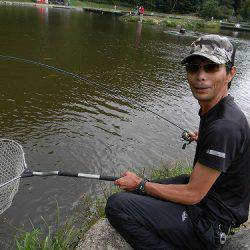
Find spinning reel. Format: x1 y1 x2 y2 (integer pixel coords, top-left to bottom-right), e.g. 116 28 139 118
181 131 192 149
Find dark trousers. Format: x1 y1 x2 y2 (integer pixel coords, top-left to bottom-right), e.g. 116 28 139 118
105 175 210 250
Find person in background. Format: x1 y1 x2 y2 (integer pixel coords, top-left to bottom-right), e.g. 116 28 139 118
105 34 250 249
138 6 145 22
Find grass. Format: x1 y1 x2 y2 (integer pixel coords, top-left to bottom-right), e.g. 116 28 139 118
0 0 130 11
14 201 81 249
1 0 33 2
70 0 125 10
121 14 221 31
13 163 192 249
163 17 206 29
80 1 113 10
150 162 192 180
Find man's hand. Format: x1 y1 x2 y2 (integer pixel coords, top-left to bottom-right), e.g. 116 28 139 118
115 172 142 191
188 131 198 142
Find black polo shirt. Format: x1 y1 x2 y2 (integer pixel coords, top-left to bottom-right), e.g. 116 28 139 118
193 95 250 227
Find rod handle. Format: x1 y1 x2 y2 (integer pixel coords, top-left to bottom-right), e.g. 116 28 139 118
58 171 78 177
99 175 120 181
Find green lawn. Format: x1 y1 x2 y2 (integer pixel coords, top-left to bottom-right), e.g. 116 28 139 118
70 0 132 12
3 0 33 2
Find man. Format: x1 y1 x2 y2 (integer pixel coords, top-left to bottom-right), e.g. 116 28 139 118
105 35 250 249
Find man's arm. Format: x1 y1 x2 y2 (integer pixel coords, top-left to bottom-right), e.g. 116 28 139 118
115 162 221 205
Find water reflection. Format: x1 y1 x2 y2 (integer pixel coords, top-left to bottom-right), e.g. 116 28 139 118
135 21 142 48
37 6 49 26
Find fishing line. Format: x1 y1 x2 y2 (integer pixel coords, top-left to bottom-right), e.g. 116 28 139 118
0 54 188 134
0 57 192 215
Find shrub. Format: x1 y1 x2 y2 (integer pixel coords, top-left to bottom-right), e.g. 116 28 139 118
239 0 250 21
200 0 220 19
236 14 243 22
163 19 177 27
195 20 206 28
205 21 220 30
144 18 159 25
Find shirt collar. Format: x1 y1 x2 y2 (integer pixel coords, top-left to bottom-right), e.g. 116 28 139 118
198 95 233 118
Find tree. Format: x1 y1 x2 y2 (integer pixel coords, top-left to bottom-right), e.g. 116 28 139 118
200 0 220 18
219 5 234 18
174 0 200 13
219 0 234 8
239 0 250 20
155 0 174 12
234 0 242 14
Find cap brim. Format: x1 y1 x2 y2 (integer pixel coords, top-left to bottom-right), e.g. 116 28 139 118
181 52 228 65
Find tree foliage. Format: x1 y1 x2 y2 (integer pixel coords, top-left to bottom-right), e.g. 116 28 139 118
200 0 220 18
239 0 250 20
200 0 235 19
92 0 249 21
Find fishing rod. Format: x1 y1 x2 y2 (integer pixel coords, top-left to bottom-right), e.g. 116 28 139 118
0 54 193 213
0 54 192 145
0 139 119 215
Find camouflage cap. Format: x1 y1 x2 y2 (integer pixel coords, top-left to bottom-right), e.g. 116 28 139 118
181 34 234 65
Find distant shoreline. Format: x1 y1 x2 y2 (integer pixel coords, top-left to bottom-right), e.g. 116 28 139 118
0 0 81 10
0 0 220 33
0 0 128 15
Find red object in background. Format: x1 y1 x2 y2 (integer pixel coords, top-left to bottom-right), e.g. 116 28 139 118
139 6 145 14
37 0 45 3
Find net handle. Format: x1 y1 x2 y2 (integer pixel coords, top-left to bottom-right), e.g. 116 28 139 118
21 170 119 181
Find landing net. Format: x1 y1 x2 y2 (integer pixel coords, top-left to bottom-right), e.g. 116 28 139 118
0 139 26 215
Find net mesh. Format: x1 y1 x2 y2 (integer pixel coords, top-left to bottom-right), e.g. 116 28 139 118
0 139 26 215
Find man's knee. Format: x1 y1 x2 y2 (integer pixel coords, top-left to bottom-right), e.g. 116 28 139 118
106 192 128 211
105 192 134 221
106 193 121 216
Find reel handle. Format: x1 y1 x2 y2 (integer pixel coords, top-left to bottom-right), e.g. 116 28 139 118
181 131 192 150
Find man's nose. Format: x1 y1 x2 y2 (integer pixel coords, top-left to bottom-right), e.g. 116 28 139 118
196 66 207 81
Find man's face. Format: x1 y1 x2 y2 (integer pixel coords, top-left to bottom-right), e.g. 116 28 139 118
186 57 233 103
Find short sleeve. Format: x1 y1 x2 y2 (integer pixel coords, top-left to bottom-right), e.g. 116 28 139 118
197 120 242 172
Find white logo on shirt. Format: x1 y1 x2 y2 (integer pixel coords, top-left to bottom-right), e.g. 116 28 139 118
206 149 225 159
182 211 188 222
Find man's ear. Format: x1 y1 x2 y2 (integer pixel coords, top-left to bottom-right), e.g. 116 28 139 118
227 66 236 84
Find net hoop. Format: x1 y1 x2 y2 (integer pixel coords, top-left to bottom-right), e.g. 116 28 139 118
0 139 27 214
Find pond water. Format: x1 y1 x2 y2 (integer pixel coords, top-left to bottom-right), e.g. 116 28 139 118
0 5 249 246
